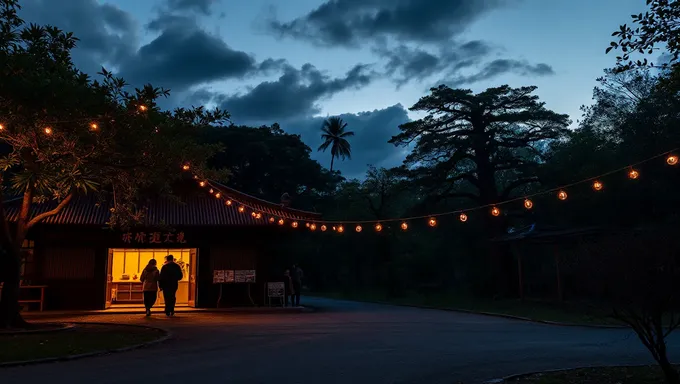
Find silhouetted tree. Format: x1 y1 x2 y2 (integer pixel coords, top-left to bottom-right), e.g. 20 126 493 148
318 117 354 172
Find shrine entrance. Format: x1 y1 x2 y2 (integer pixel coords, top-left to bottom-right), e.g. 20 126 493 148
105 248 198 309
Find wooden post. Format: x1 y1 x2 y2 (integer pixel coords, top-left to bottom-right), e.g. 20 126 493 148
554 244 563 301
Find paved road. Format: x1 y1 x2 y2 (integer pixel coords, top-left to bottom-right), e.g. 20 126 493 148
3 297 679 384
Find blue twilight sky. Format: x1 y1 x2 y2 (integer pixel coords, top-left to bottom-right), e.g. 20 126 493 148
19 0 649 178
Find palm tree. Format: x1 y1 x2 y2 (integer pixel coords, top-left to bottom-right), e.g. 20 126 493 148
317 117 354 172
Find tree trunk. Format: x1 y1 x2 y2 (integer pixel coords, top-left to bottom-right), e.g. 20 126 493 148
659 358 680 384
330 156 335 173
0 246 27 328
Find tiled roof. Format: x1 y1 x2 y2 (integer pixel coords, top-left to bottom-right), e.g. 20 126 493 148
4 191 321 227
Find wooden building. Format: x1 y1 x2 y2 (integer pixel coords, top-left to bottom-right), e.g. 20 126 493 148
4 187 321 311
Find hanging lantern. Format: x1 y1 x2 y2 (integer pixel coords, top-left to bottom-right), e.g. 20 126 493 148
374 223 383 232
400 222 408 231
181 164 190 171
255 212 262 219
667 154 678 166
225 199 232 206
524 199 533 210
459 213 468 222
209 188 214 194
199 181 206 187
337 225 344 233
269 217 275 223
90 123 99 131
592 180 603 191
278 218 285 226
628 169 639 180
310 223 317 231
291 221 299 228
491 207 501 217
305 222 310 228
355 225 363 233
215 192 221 199
428 217 437 227
332 226 336 231
0 124 4 130
320 225 327 232
138 105 148 112
238 206 245 213
557 190 568 201
43 127 53 135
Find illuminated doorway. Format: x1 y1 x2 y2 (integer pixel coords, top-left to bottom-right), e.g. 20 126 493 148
105 248 197 309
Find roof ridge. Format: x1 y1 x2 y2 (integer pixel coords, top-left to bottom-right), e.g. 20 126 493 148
209 180 321 217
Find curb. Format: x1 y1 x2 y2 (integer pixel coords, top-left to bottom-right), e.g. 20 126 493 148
483 364 659 383
0 323 77 335
0 323 172 368
23 306 314 318
309 296 626 329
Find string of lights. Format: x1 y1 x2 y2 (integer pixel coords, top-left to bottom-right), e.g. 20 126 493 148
182 148 679 233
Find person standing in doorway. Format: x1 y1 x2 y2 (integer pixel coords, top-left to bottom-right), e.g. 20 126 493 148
159 255 183 317
290 264 303 307
140 259 160 317
283 269 295 307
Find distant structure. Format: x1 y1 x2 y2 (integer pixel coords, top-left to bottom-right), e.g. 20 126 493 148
280 192 291 207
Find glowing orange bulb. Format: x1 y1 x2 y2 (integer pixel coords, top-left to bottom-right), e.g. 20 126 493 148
558 190 568 201
305 222 310 228
310 223 317 231
269 217 275 223
215 192 221 198
278 219 285 226
459 213 468 222
90 123 98 131
332 226 336 231
209 188 214 194
225 199 232 206
355 225 362 233
628 169 639 179
138 105 148 112
491 207 501 217
199 181 206 187
375 223 383 232
428 217 437 227
592 180 603 191
320 225 327 232
667 155 678 166
0 124 4 130
238 206 245 213
292 221 299 228
182 164 190 171
400 222 408 231
44 127 52 135
337 225 344 233
524 199 533 209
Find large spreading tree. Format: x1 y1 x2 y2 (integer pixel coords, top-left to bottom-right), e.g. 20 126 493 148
390 84 570 235
0 0 226 327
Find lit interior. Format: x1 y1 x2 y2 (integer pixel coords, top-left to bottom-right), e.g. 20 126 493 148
108 248 192 306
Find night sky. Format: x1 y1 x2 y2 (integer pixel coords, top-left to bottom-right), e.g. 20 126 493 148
20 0 649 178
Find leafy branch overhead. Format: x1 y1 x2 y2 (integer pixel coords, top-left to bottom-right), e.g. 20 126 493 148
389 84 570 207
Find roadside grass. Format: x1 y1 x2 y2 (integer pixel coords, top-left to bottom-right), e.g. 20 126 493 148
506 365 679 384
310 290 623 326
0 323 165 364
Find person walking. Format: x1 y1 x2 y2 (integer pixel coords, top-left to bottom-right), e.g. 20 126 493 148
140 259 160 317
159 255 183 317
290 264 303 307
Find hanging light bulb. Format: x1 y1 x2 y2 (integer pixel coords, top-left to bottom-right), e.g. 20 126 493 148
209 188 214 194
667 154 678 166
310 223 317 231
199 181 206 187
428 217 437 227
400 222 408 231
374 223 383 232
226 199 232 206
138 105 148 112
320 225 327 232
337 225 344 233
592 180 603 191
90 122 98 131
628 169 640 180
291 221 299 228
491 207 501 217
459 213 468 222
269 217 275 223
332 226 336 231
44 127 53 135
215 192 221 199
557 190 568 201
278 218 285 226
182 164 190 171
355 225 363 233
524 199 533 209
256 212 262 219
0 124 4 130
305 222 310 228
238 206 245 213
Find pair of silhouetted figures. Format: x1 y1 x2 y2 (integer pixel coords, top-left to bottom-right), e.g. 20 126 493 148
283 264 304 307
140 255 183 317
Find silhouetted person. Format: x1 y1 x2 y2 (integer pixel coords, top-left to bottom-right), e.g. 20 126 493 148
140 259 160 317
283 269 295 307
159 255 183 317
291 264 303 307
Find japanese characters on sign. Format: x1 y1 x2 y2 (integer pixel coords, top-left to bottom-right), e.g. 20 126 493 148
212 270 254 284
121 231 187 244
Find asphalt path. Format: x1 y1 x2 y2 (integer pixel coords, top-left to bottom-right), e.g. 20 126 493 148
2 297 678 384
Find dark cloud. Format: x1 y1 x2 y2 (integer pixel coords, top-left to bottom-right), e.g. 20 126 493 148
445 59 555 87
209 63 377 123
166 0 218 15
269 0 505 47
282 105 411 178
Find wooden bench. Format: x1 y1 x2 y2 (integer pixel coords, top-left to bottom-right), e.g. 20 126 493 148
0 284 47 311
